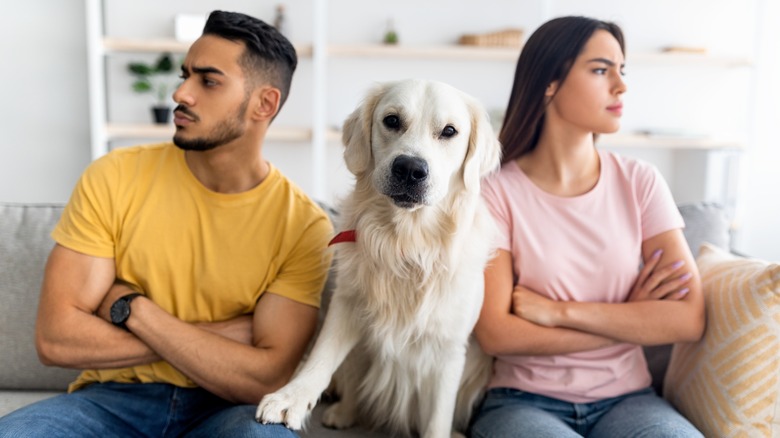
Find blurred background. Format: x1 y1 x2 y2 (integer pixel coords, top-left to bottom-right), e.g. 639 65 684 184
0 0 777 260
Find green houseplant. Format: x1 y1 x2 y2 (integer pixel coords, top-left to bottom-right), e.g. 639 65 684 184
128 52 177 124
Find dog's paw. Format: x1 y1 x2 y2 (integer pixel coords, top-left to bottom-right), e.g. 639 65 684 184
255 384 318 430
321 401 357 430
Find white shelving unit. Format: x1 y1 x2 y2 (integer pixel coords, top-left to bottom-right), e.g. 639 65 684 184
85 0 751 204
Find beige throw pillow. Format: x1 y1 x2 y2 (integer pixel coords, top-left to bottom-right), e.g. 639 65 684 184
664 243 780 437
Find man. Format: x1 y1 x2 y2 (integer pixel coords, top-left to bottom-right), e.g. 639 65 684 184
0 11 332 438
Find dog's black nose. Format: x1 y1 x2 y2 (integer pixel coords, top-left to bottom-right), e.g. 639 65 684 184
391 155 428 184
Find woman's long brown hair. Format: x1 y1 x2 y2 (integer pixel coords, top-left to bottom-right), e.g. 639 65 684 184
499 16 625 165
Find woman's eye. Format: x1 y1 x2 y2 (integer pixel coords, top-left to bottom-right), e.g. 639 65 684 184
383 115 401 130
594 68 607 75
441 125 458 138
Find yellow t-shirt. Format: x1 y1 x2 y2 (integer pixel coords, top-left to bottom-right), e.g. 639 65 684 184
52 143 333 392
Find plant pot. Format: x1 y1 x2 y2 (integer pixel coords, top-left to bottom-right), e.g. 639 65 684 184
151 105 171 124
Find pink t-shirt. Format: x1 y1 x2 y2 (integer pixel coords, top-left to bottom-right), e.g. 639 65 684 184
481 149 684 403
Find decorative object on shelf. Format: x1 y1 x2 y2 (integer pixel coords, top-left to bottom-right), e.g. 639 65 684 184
128 52 178 124
635 128 710 140
458 28 524 47
274 4 287 36
661 46 708 54
383 18 399 45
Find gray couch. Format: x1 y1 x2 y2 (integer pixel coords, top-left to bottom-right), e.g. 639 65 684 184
0 201 731 436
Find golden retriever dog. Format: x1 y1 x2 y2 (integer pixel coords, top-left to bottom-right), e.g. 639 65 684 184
256 79 501 438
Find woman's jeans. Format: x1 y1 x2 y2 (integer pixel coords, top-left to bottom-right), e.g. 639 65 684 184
0 382 296 438
470 387 703 438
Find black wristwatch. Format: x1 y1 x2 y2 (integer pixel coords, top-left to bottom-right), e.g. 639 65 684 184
110 293 143 331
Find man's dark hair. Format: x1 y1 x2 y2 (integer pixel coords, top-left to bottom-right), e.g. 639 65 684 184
203 10 298 112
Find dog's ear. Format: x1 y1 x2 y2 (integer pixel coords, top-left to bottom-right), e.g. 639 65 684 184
342 83 388 175
462 98 502 189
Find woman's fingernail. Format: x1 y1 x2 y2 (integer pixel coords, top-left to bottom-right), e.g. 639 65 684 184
672 260 685 269
680 273 692 281
679 287 690 296
652 249 663 259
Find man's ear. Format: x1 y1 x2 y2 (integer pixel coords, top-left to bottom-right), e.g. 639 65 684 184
251 86 281 121
342 82 389 176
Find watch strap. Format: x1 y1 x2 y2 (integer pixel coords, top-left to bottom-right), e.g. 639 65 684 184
112 292 143 331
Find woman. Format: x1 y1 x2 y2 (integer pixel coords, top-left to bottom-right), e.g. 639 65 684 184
471 16 705 437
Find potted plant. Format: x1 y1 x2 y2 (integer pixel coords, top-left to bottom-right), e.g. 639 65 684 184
128 52 177 124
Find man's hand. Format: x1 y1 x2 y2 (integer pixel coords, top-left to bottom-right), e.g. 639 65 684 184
511 285 561 327
628 249 692 302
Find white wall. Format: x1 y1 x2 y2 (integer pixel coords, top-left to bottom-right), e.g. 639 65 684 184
1 0 777 260
733 0 780 261
0 0 91 203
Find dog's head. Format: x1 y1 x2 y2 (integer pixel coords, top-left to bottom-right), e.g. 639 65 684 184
342 79 501 210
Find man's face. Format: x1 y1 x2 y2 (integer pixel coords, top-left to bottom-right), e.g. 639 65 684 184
172 35 253 151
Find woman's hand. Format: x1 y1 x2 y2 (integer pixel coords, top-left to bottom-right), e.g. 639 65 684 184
628 249 692 302
512 285 561 327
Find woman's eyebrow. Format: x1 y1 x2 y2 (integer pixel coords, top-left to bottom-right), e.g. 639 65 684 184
586 57 625 67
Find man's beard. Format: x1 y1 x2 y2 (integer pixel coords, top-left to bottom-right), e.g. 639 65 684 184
173 99 248 152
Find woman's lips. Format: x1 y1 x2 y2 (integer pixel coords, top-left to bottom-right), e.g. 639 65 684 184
607 103 623 115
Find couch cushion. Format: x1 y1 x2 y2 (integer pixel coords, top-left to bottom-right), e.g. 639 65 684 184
0 203 80 390
664 243 780 437
678 202 731 256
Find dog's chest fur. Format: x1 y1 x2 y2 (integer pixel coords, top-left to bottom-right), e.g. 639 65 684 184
334 198 489 352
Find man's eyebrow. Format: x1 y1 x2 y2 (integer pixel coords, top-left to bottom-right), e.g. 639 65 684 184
180 65 225 75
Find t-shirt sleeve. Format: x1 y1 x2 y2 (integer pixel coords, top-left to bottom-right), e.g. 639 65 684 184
51 154 118 258
481 176 512 252
637 163 684 240
265 210 334 308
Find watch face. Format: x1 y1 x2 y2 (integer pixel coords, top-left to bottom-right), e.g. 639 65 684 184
110 299 131 325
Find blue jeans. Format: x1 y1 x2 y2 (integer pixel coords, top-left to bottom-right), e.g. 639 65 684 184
469 387 702 438
0 382 296 438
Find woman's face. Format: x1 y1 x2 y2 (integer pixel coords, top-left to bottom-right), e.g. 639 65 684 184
546 29 627 135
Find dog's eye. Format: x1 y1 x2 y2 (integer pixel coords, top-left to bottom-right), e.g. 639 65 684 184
440 125 458 138
383 115 401 130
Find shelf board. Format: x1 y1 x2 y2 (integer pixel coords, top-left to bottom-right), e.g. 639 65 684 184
102 37 313 57
597 133 744 150
328 44 521 61
105 123 312 142
100 38 749 67
328 44 751 66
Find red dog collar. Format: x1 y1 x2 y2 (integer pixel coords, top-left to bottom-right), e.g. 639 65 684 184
328 230 357 246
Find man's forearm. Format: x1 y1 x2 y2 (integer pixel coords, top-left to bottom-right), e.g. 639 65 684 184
36 308 161 369
126 297 292 404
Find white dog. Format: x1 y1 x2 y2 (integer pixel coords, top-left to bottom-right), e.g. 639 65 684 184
256 79 502 438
